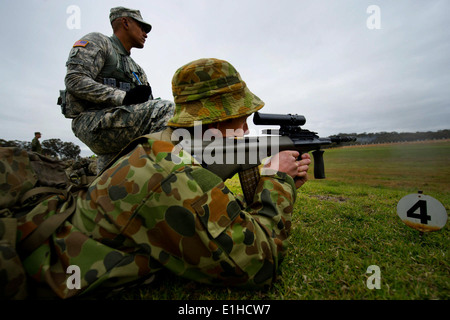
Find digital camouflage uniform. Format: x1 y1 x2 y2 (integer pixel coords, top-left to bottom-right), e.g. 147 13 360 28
63 7 174 172
15 58 299 299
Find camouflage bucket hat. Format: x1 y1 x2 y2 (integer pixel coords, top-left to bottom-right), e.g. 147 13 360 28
168 58 264 127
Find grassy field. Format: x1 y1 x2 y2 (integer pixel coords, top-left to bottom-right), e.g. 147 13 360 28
117 140 449 300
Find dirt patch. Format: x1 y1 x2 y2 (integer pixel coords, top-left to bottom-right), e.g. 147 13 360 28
311 195 348 202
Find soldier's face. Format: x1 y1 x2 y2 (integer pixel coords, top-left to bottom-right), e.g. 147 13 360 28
216 116 249 137
127 18 148 49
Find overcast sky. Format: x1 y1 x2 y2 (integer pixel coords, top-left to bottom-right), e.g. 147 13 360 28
0 0 449 156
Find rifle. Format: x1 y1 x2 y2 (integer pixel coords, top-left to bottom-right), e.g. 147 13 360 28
174 112 355 203
252 112 356 179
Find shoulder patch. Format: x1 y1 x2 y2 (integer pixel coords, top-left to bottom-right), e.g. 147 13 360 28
73 40 89 48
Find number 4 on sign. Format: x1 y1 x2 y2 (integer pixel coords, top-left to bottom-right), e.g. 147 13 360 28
406 200 431 225
397 193 447 233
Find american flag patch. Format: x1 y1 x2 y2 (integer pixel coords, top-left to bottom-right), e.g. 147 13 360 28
73 40 89 47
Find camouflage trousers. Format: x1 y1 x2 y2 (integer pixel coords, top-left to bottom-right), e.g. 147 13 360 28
72 99 175 172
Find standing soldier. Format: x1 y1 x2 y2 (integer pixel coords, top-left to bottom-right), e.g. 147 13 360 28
31 132 42 154
60 7 174 172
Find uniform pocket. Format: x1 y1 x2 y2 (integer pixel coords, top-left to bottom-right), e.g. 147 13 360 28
97 106 134 130
191 182 241 239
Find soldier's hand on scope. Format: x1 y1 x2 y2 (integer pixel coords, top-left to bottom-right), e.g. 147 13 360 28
263 151 311 189
122 85 152 105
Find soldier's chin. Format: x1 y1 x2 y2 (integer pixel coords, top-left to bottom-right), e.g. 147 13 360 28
135 41 145 49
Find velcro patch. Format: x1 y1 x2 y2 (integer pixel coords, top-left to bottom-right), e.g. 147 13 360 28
73 40 89 48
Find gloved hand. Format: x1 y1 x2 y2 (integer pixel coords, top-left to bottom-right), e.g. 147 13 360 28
122 85 152 105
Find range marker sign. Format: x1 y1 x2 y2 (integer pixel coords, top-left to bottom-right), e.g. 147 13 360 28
397 193 447 232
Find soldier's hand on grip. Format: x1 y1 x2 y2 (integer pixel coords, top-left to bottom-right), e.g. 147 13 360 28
264 151 311 189
122 85 152 105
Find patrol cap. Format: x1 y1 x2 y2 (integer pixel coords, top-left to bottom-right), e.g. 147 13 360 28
168 58 264 127
109 7 152 33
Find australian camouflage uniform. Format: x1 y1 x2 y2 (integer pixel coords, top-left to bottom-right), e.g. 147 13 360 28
0 147 72 299
2 58 299 299
61 7 175 171
0 148 35 299
13 130 297 298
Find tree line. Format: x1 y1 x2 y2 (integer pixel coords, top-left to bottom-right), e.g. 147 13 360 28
338 129 450 145
0 138 81 160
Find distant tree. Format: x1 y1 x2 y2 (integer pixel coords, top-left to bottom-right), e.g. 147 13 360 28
0 139 31 149
41 138 80 160
42 139 63 158
1 138 81 160
0 139 14 147
60 141 81 160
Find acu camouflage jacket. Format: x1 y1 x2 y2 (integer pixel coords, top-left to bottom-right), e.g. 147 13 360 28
63 32 149 118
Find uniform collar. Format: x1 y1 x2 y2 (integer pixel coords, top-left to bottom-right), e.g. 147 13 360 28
110 34 130 56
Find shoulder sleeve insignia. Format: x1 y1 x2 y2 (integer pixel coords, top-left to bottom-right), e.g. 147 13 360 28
73 40 89 48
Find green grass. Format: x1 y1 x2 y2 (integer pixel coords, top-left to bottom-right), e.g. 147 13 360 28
115 140 449 300
322 141 450 194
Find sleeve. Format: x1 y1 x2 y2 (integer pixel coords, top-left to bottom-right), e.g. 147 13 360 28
186 167 297 287
237 172 297 284
64 33 126 106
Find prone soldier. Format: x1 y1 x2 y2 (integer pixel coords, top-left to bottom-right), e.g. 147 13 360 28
23 58 310 298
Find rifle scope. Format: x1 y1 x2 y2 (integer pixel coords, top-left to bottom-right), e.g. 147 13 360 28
253 112 306 126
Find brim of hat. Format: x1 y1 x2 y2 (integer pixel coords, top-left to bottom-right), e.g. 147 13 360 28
134 18 152 33
168 86 264 127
